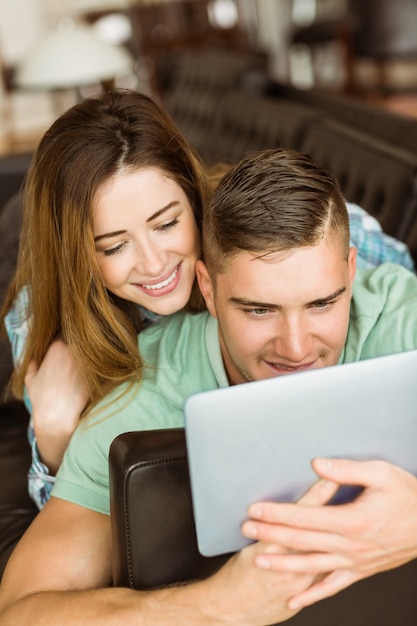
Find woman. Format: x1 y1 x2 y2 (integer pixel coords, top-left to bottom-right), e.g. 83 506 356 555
1 89 207 508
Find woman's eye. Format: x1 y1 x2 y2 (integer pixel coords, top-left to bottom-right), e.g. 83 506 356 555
157 217 179 232
103 243 124 257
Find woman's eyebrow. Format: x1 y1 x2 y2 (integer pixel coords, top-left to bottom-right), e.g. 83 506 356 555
94 230 126 243
94 201 181 242
146 201 179 223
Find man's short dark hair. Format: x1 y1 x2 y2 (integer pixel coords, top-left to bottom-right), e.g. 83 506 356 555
203 148 350 276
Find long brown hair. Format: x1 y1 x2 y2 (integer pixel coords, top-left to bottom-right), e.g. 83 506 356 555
1 89 207 412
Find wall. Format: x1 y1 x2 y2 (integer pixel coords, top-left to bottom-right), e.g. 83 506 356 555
0 0 139 151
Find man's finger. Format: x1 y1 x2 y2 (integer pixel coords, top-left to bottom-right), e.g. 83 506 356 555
297 478 340 506
311 457 389 489
288 569 359 609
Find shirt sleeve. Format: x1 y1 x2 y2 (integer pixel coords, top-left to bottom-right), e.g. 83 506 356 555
27 416 56 510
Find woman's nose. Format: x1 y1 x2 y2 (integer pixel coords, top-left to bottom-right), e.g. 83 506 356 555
134 240 167 276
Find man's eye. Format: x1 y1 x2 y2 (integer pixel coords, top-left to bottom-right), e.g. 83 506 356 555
248 308 269 316
313 300 335 310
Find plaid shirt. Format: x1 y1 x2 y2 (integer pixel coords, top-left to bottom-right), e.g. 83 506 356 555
348 203 414 271
4 203 415 509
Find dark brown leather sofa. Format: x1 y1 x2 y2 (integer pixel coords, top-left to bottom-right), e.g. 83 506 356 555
0 187 38 580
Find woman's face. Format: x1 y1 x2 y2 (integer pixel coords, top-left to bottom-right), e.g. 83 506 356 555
93 167 202 316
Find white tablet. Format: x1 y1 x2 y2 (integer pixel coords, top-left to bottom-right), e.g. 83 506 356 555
184 349 417 557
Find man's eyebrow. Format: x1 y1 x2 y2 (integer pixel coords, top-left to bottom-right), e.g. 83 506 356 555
229 287 346 309
94 201 180 242
229 297 278 309
308 287 346 306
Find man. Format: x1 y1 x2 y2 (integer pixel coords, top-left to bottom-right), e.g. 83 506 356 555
1 148 417 624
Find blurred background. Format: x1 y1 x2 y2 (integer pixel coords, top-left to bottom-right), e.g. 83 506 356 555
1 0 417 155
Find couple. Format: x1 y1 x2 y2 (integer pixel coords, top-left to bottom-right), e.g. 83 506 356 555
1 90 417 624
3 88 411 511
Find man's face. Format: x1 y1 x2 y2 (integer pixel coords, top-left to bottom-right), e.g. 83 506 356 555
197 235 356 385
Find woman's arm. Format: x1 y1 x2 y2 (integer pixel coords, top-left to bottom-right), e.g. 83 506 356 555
5 292 89 508
24 339 89 475
0 497 316 626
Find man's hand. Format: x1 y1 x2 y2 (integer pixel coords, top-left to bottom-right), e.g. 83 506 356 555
25 338 89 473
241 458 417 609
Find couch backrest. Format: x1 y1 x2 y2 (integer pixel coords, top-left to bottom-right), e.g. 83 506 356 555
204 91 323 165
266 81 417 157
298 119 417 241
162 49 267 163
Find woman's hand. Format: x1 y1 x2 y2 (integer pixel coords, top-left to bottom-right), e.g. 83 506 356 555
25 338 90 474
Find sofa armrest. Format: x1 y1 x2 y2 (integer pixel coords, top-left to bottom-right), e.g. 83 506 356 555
109 429 229 590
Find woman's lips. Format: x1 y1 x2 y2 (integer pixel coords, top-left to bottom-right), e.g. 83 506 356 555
134 263 181 297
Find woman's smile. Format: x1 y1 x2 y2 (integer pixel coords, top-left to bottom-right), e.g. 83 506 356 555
134 262 182 296
94 168 201 315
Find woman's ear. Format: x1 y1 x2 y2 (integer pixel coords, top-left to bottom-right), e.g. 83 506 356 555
196 260 217 318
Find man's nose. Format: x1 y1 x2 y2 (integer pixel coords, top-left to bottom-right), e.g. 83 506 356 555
274 315 313 363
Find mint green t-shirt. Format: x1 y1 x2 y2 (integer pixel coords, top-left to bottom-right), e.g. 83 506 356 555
52 264 417 515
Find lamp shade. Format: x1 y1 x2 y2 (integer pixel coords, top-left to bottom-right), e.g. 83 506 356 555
15 19 134 90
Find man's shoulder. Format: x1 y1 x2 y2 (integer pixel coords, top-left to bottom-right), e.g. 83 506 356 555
347 264 417 361
352 263 417 324
83 310 215 429
140 309 210 340
138 310 210 363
